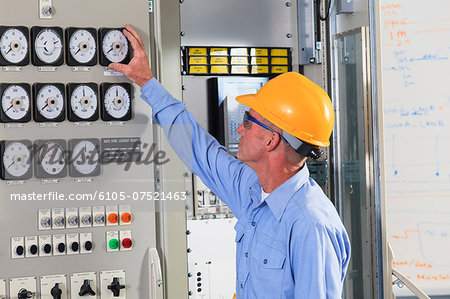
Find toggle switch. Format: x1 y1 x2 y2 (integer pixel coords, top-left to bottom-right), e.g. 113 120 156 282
18 288 34 299
107 277 125 297
51 283 62 299
79 280 96 296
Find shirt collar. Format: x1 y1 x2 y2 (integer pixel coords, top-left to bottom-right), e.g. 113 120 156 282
249 164 310 222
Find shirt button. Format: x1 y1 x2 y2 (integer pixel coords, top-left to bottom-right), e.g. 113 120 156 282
240 283 243 288
263 259 268 264
245 252 248 258
251 221 256 226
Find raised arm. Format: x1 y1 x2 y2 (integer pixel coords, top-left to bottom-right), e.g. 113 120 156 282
108 25 255 218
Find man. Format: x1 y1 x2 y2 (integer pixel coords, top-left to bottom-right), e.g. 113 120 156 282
110 25 351 299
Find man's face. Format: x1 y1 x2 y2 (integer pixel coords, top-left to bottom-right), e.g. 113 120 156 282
236 109 270 164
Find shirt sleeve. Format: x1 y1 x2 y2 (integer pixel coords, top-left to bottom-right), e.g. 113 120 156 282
290 220 350 299
140 78 255 218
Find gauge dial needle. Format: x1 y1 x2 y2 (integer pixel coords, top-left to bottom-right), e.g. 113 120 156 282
116 87 118 96
107 47 113 54
7 161 15 168
5 104 13 112
75 48 81 55
83 87 86 97
41 102 49 111
5 47 12 55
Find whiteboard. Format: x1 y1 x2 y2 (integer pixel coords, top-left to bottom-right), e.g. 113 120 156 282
380 0 450 296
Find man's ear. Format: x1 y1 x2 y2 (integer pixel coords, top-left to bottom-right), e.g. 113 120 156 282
266 132 281 152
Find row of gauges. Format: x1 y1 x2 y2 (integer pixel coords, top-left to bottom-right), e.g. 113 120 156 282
0 82 131 122
1 139 101 180
0 26 130 67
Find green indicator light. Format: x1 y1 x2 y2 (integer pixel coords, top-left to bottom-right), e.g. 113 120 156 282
109 239 119 249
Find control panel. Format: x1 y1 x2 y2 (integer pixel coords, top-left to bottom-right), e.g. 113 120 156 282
0 1 160 298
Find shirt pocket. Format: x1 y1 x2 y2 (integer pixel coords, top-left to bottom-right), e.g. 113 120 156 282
256 239 286 269
253 236 287 298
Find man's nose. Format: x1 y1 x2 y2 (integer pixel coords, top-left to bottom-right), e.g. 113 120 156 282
237 123 244 135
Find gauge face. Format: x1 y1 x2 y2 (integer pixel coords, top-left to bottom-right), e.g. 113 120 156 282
0 28 29 64
70 84 98 120
34 28 63 64
35 84 64 121
2 141 31 179
70 140 99 176
37 141 66 176
101 29 128 63
68 29 96 64
102 84 131 120
1 84 30 121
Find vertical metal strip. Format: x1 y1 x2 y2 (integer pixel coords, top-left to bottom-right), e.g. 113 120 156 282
368 0 388 298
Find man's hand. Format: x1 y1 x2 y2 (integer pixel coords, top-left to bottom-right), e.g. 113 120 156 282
108 25 154 87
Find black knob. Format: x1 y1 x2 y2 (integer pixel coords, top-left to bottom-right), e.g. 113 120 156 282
43 244 52 254
79 279 96 296
51 283 62 299
107 277 125 297
71 242 79 252
16 245 24 256
29 245 38 255
84 241 93 251
18 288 33 299
57 243 65 253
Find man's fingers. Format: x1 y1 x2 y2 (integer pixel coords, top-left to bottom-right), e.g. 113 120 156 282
108 62 126 73
123 29 144 55
125 24 145 49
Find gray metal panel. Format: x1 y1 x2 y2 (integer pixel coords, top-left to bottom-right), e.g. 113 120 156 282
0 1 157 298
297 0 321 64
152 0 189 298
180 0 294 47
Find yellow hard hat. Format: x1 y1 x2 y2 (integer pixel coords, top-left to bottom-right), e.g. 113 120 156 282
235 72 334 147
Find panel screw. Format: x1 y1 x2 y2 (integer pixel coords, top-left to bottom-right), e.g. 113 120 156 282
181 31 186 36
285 2 291 7
286 33 292 38
180 0 184 3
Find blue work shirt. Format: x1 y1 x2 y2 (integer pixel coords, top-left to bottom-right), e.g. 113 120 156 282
141 78 351 299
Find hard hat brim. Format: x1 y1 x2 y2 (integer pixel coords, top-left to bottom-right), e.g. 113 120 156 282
235 93 259 110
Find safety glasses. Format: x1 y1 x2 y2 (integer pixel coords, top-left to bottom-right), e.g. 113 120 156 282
243 111 291 146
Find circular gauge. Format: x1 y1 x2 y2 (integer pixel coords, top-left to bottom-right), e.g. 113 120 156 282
38 141 66 176
1 85 30 121
70 84 98 120
71 140 99 176
68 29 96 64
34 28 63 64
101 30 128 63
36 84 64 121
103 84 131 119
2 141 31 179
0 28 28 64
